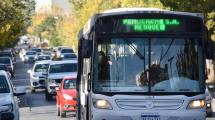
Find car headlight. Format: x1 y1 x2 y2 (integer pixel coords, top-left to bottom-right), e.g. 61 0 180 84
187 99 205 109
63 94 73 100
93 99 112 109
3 104 13 112
25 56 29 59
32 74 39 79
60 55 64 58
206 95 212 101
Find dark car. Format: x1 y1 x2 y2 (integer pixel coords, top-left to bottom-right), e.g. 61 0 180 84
0 52 16 62
0 57 14 77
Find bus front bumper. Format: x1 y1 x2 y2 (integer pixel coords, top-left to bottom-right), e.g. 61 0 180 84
91 109 206 120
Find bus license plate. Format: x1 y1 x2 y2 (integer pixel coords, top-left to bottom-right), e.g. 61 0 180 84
141 115 160 120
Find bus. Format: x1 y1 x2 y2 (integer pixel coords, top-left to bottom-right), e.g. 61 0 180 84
77 8 213 120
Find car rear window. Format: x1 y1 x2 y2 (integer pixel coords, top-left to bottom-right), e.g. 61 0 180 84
0 58 10 64
49 63 77 73
0 76 10 93
61 49 74 53
64 79 76 89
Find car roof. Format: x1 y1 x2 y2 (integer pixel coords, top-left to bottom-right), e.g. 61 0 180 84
0 57 11 60
35 60 51 64
50 60 77 65
63 75 77 80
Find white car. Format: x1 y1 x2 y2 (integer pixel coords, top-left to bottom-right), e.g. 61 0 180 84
44 60 77 101
27 60 50 92
0 70 26 120
23 51 37 63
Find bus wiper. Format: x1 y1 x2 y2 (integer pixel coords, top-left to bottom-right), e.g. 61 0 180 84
154 89 166 91
179 89 190 91
159 39 174 63
123 39 145 60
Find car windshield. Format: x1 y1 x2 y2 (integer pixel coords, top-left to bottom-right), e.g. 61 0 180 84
34 64 49 72
93 38 203 93
61 49 74 53
0 53 11 57
63 79 76 89
0 65 7 71
38 56 50 60
26 52 36 55
0 76 10 93
0 58 10 64
62 54 77 59
49 63 77 73
31 49 41 52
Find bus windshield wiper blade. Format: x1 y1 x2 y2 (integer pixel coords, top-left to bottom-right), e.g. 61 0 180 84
123 39 145 60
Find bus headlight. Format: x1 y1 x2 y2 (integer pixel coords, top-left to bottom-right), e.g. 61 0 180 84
188 99 205 109
93 99 112 109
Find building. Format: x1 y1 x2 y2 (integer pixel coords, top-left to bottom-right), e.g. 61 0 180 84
35 0 71 14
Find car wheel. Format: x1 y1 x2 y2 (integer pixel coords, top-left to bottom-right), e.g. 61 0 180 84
45 90 52 101
31 88 35 93
60 107 66 118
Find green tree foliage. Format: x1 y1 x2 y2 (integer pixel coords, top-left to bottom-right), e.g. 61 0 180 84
69 0 163 48
0 0 35 49
33 16 62 46
160 0 215 41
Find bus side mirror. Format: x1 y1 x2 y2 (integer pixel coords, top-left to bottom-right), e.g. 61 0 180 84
206 40 214 60
82 39 92 58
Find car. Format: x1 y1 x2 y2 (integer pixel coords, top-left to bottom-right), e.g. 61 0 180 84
0 109 14 120
56 76 77 117
34 54 51 61
44 60 77 101
205 86 212 117
0 57 14 77
60 53 77 60
23 51 37 63
0 70 26 120
0 51 16 63
0 64 11 78
56 48 74 59
30 48 42 54
27 60 50 92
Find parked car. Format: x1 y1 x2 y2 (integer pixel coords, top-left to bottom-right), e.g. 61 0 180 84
0 64 11 78
0 57 14 77
205 86 212 117
44 60 77 101
0 51 16 63
56 76 77 117
0 70 26 120
23 51 37 63
27 60 50 92
60 53 77 60
0 108 14 120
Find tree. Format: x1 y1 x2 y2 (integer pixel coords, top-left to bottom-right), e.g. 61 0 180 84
160 0 215 41
0 0 35 49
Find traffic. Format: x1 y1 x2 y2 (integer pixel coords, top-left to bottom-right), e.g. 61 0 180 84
0 7 214 120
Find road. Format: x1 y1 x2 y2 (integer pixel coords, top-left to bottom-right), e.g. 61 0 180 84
11 53 215 120
12 57 75 120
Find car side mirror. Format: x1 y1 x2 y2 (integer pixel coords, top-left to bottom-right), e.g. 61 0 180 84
1 112 14 120
14 86 26 96
27 69 31 74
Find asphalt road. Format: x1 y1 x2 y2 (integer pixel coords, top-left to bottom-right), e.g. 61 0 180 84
12 57 75 120
10 52 215 120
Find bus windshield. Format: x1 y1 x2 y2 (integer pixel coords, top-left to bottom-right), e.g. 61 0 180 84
93 38 203 93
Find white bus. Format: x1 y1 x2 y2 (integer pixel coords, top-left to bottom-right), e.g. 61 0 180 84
77 8 213 120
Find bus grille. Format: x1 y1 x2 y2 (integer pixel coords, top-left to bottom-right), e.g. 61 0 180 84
115 99 183 110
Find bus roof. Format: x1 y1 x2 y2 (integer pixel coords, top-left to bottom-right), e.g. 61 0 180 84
82 8 203 37
101 8 203 18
